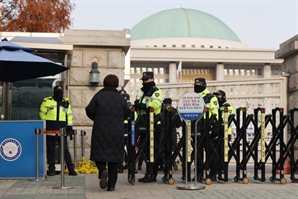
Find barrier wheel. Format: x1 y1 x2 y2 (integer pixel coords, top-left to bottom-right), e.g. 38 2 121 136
205 178 212 185
234 176 239 182
280 178 287 185
243 178 249 184
168 178 175 185
270 176 275 182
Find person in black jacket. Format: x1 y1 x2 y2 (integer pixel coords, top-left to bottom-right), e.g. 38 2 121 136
85 74 129 191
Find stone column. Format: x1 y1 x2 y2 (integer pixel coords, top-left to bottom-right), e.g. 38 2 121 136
216 62 224 81
263 63 271 79
275 34 298 160
169 62 177 83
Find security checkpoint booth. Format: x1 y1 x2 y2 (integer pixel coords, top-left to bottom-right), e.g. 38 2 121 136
0 120 46 179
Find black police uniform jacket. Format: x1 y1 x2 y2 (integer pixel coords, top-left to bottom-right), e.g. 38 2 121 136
85 87 129 163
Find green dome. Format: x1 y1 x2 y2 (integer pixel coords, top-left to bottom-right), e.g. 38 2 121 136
131 8 241 42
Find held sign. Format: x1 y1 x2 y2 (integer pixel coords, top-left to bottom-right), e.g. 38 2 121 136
177 92 205 121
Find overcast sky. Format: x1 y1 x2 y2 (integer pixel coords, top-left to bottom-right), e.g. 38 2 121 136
70 0 298 49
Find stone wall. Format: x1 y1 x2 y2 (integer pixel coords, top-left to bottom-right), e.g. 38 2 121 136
60 29 130 162
275 34 298 159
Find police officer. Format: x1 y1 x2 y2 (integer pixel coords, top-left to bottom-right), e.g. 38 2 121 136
134 71 163 183
213 90 235 142
193 78 219 181
39 85 77 176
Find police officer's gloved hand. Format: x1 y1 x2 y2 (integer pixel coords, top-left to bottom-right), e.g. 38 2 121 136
134 101 146 110
66 126 73 140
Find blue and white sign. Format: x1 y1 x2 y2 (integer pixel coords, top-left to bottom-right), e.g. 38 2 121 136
177 92 205 121
0 138 22 161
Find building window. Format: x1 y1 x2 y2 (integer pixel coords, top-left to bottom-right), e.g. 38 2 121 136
154 68 158 74
218 46 221 48
229 69 233 76
130 90 134 97
136 67 140 74
224 69 227 75
165 79 169 83
163 45 166 47
210 45 213 48
201 45 204 48
252 69 256 76
160 68 164 74
258 68 262 76
130 68 134 74
165 67 169 74
148 68 152 72
182 44 186 48
235 69 239 76
130 79 134 86
246 69 250 76
191 45 195 48
275 69 279 75
136 79 140 86
142 67 146 73
159 79 164 84
240 69 245 76
172 45 176 47
154 45 157 47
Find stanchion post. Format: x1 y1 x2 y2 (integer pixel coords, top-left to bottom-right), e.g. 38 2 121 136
52 128 73 190
29 128 47 181
81 130 86 158
73 129 77 168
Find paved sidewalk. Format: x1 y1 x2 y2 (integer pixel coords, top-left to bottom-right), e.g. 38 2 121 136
1 169 298 199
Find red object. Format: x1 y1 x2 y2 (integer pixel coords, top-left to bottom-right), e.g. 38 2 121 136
276 158 291 174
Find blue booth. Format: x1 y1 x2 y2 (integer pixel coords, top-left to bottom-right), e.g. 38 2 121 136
0 120 46 179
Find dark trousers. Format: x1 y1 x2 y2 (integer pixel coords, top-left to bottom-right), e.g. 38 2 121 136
95 161 118 188
46 136 74 172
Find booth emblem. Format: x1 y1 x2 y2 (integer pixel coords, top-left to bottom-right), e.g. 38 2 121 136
0 138 22 161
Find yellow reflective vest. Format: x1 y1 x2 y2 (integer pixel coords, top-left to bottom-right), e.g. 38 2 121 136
199 88 219 120
220 102 235 135
39 96 73 130
138 88 163 116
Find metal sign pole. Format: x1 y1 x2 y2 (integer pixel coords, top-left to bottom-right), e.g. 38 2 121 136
176 92 205 190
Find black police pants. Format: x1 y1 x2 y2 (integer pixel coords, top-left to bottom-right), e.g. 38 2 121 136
46 136 74 172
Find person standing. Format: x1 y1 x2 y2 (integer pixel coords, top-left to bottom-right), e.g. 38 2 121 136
85 74 129 191
39 85 77 176
134 71 163 183
213 90 235 142
193 78 219 181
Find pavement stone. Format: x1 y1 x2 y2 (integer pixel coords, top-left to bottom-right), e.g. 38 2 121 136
1 168 298 199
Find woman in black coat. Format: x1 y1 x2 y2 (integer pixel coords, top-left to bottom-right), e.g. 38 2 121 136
85 74 128 191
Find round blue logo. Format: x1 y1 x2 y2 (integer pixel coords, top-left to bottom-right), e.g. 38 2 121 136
0 138 22 161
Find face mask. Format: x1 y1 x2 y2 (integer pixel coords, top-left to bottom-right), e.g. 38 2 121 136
194 85 205 93
53 89 63 101
218 98 226 106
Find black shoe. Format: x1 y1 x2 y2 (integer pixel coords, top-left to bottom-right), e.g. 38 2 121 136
138 175 148 182
143 177 156 183
158 167 164 171
48 171 55 176
100 170 108 189
181 176 191 182
138 166 142 170
107 187 115 191
69 170 78 176
208 175 217 181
